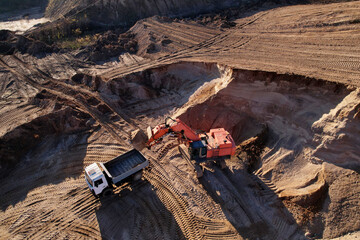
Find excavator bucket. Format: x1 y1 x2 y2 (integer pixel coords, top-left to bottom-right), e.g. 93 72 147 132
130 129 147 150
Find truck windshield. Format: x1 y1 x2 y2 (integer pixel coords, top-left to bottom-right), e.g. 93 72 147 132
94 179 103 187
85 172 93 186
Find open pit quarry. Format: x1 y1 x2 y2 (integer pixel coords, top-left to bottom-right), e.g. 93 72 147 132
0 1 360 239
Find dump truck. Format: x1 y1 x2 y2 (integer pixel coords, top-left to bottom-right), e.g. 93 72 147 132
85 149 149 197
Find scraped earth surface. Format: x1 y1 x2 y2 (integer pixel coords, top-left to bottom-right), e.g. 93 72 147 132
1 1 360 240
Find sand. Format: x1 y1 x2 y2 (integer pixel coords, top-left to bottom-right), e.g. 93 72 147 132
0 1 359 239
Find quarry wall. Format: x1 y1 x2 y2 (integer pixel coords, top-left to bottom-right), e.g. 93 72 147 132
45 0 258 26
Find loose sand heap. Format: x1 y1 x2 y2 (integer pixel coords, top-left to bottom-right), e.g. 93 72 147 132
0 1 359 239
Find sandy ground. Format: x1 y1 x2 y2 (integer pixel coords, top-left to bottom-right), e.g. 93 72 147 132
102 1 360 87
0 1 359 240
0 18 49 33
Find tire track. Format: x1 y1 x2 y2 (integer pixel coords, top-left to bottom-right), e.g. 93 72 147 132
2 55 213 239
0 56 136 146
147 171 202 239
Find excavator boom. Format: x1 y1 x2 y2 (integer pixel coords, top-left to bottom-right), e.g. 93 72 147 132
146 125 170 148
146 117 200 148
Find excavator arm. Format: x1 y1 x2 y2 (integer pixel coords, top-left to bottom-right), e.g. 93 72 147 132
146 117 201 148
146 124 170 148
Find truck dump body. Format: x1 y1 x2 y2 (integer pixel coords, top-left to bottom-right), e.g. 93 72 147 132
101 149 149 184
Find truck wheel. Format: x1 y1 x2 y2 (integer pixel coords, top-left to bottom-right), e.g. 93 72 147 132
218 159 226 169
102 188 113 197
91 190 98 198
195 165 203 178
132 171 143 181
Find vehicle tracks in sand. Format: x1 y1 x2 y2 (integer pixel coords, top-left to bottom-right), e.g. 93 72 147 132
155 142 227 220
145 168 202 240
1 54 241 239
142 143 243 240
101 30 229 80
105 2 360 87
101 9 271 81
1 180 101 239
0 55 139 146
4 2 360 238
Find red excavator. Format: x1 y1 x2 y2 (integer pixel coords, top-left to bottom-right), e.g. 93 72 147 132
146 117 236 177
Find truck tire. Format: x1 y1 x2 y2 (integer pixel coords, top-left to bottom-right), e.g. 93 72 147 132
195 164 203 178
91 190 99 198
132 171 143 181
102 188 113 197
218 159 227 169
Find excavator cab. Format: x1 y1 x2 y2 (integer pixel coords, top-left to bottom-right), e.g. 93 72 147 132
189 140 207 161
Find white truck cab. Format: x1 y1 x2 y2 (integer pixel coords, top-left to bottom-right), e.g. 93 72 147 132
85 163 108 196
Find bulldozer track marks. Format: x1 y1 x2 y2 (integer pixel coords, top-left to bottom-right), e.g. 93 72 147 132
102 30 227 79
0 55 139 147
1 180 100 239
101 10 270 81
171 164 226 220
145 168 202 240
0 54 142 239
0 53 242 239
105 2 360 86
147 165 242 240
137 144 241 240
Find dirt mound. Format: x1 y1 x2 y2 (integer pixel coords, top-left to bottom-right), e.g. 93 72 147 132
311 89 360 171
70 73 103 90
236 124 269 172
0 29 54 56
85 31 138 62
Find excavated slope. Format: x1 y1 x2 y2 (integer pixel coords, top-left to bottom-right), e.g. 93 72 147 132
46 0 244 26
102 1 360 87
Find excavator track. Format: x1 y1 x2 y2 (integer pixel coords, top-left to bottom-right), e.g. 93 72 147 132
178 144 203 178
